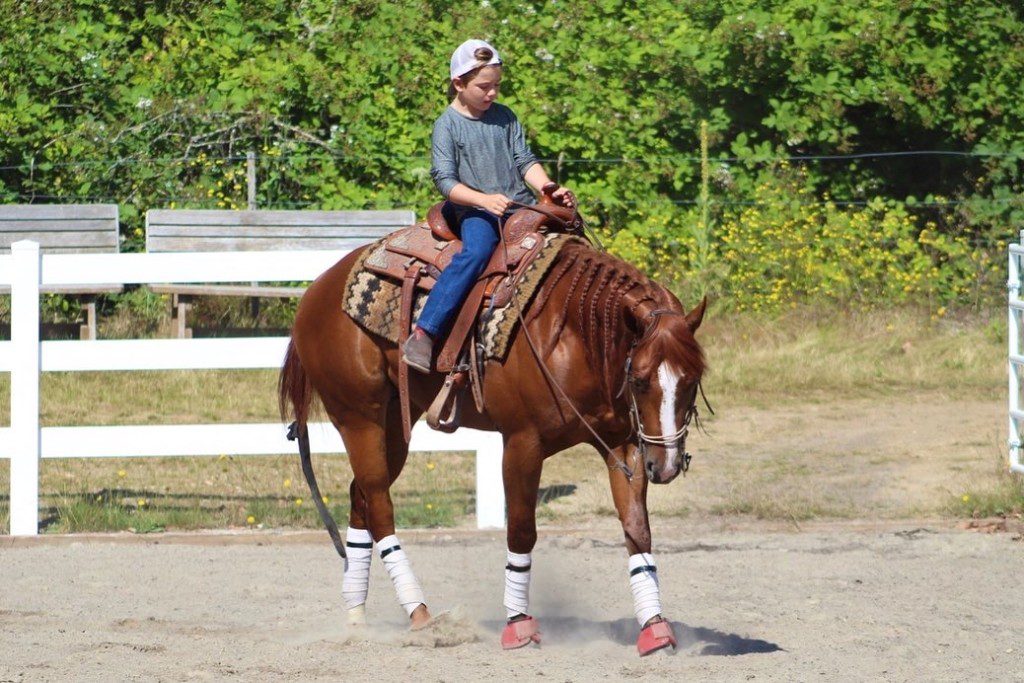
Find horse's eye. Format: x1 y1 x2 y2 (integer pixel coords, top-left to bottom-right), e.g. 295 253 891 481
630 375 650 392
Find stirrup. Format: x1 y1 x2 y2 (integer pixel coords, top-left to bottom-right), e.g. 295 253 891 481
501 615 541 650
426 370 467 432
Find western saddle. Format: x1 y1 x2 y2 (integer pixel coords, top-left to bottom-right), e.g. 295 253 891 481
362 190 583 439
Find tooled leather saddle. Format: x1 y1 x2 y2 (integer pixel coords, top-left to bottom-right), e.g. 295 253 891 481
362 190 583 440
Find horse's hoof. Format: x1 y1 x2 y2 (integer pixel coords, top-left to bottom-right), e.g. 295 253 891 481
501 615 541 650
409 604 432 630
347 604 366 626
636 620 676 656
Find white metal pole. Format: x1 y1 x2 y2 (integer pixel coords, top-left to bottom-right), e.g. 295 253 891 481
1011 234 1024 475
475 432 506 529
10 241 41 535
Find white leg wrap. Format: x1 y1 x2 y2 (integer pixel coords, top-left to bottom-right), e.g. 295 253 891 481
504 551 532 619
342 527 373 611
629 553 662 626
377 534 425 616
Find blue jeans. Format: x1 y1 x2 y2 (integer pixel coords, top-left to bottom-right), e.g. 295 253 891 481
417 205 500 338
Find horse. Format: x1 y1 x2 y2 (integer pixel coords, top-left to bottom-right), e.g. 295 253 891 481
278 235 707 656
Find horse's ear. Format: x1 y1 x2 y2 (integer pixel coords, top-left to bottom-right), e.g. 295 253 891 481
684 296 707 333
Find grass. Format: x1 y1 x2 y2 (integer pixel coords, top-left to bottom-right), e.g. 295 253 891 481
948 451 1024 518
0 306 1015 533
704 306 1004 404
0 451 475 534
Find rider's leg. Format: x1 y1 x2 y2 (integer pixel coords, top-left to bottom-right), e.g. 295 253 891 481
415 208 500 339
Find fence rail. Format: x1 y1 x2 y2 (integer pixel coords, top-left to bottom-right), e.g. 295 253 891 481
1 241 505 536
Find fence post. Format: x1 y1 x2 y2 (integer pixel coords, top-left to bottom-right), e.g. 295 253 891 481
475 432 505 529
10 241 41 536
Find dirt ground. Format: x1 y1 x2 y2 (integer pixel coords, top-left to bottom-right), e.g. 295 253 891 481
2 394 1022 681
1 522 1022 682
540 394 1010 522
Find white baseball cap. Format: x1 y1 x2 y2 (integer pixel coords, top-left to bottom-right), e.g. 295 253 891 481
449 39 502 80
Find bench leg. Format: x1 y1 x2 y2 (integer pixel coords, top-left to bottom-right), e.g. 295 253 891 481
171 294 193 339
79 300 97 340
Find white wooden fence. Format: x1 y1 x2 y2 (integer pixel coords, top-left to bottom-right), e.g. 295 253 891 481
0 241 505 536
1006 236 1024 475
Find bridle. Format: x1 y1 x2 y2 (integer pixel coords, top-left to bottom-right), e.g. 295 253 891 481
498 206 709 481
620 310 708 477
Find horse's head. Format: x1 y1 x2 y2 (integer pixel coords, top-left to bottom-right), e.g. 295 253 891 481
625 297 707 484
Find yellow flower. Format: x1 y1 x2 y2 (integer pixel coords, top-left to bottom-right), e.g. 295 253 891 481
117 469 126 478
137 499 147 507
295 498 303 506
961 494 970 503
426 503 433 510
283 478 292 488
246 515 256 525
426 462 436 471
321 495 330 504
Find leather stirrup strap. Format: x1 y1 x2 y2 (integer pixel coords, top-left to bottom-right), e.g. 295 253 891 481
469 328 485 413
398 263 422 443
435 278 489 372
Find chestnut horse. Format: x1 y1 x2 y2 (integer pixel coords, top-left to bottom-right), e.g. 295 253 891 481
278 237 706 655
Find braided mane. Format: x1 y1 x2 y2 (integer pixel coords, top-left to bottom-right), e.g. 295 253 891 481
529 241 704 403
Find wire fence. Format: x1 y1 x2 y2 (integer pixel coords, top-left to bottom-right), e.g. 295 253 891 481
2 148 1022 173
2 149 1020 220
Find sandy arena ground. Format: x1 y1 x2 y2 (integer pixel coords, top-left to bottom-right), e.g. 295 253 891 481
1 520 1022 681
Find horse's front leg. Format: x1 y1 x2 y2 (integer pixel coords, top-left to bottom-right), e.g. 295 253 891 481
499 432 544 649
606 444 677 656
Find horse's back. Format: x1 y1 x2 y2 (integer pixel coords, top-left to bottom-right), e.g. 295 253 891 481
293 245 376 361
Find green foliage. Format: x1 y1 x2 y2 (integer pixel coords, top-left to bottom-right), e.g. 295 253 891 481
1 0 1022 310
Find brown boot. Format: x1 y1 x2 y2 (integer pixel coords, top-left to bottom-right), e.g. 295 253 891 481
402 331 433 374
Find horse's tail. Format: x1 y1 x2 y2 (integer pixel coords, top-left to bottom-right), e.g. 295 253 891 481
279 340 347 561
278 339 313 429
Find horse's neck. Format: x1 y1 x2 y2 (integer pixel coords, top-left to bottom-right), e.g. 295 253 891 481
561 270 655 408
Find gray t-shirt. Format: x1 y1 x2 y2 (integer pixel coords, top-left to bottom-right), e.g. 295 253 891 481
430 103 539 207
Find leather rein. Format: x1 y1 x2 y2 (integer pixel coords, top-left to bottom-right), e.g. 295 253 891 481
498 205 709 480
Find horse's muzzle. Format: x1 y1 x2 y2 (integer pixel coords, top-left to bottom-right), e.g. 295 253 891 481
644 455 683 484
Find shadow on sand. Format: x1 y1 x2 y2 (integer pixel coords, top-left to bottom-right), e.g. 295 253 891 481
482 616 782 655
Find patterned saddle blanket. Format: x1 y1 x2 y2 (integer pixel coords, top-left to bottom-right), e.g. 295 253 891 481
343 231 585 363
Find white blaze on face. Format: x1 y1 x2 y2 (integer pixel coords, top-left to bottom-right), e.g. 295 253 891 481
657 362 683 463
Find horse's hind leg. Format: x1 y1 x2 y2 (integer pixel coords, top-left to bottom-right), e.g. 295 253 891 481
340 481 373 625
332 398 430 628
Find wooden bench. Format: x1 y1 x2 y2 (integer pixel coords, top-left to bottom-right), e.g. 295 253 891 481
0 204 122 340
144 209 416 337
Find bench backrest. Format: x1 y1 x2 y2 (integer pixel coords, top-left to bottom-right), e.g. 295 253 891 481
0 204 120 253
145 209 416 252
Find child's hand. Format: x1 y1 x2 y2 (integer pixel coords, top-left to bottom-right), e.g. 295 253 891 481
480 194 513 216
552 187 576 208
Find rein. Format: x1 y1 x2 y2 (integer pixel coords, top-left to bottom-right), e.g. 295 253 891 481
499 203 635 479
495 202 710 481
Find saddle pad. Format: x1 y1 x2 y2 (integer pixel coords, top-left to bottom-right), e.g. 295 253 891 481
342 232 587 362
